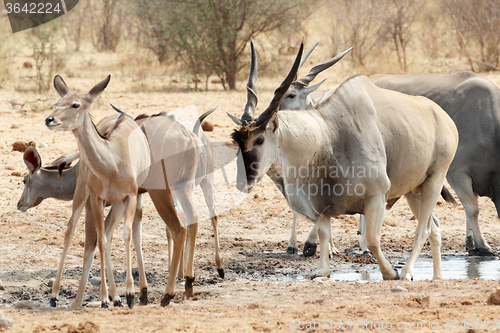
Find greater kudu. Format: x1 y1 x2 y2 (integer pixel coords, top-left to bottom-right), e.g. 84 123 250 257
19 104 221 307
45 75 151 308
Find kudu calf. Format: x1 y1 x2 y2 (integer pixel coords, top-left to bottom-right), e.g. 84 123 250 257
26 93 219 307
45 75 152 308
19 106 221 306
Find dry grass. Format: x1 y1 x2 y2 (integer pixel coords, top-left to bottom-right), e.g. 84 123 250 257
0 0 491 96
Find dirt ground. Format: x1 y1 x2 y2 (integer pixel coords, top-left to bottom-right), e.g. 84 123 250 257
1 70 500 332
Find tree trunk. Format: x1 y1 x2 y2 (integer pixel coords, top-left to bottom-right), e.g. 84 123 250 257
226 71 237 90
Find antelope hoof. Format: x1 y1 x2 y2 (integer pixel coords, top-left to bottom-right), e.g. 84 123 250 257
303 242 317 257
361 251 373 258
476 247 496 257
310 271 331 280
185 276 195 299
310 267 331 279
286 246 298 255
217 268 225 279
465 235 475 251
126 294 135 309
49 298 57 307
161 293 174 307
101 302 110 309
383 268 400 280
113 300 123 307
139 287 148 306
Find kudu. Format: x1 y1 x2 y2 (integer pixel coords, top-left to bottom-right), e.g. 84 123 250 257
37 83 220 307
119 104 223 281
19 141 155 308
19 104 222 307
45 75 152 308
229 41 458 280
18 148 77 212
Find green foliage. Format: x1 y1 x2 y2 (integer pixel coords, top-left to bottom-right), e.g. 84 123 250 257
132 0 311 90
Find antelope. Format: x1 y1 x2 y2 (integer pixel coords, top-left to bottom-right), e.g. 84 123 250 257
19 136 155 308
370 72 500 256
228 41 458 280
226 42 343 256
37 89 219 308
18 105 222 305
18 148 77 212
280 45 457 256
19 114 223 281
122 104 223 281
280 44 351 256
45 75 152 308
280 44 352 111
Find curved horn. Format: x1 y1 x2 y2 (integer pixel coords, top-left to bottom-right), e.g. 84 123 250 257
253 40 304 128
297 42 319 78
241 40 258 125
295 47 352 87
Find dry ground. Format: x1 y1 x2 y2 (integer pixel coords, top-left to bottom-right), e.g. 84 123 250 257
0 64 500 332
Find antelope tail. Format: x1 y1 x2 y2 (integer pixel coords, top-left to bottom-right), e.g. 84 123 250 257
441 186 457 205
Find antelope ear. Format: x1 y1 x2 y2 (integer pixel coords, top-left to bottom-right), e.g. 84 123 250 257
268 113 279 133
88 75 111 102
54 75 69 97
226 112 242 126
24 146 41 174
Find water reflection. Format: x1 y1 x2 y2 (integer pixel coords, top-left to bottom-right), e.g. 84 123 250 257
328 254 499 281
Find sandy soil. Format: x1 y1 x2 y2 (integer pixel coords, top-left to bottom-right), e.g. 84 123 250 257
1 73 500 332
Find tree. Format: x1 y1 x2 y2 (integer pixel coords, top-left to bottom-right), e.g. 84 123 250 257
446 0 500 72
375 0 424 72
60 1 89 52
330 0 381 69
89 0 125 52
27 22 66 92
132 0 312 90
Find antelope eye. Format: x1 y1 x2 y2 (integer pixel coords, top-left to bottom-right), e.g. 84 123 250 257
288 94 296 99
72 102 80 108
22 179 26 184
255 137 264 145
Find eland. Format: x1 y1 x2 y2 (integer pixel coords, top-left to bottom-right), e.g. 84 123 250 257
279 45 457 256
228 41 458 280
370 72 500 256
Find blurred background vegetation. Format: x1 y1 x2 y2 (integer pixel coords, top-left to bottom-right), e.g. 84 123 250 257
0 0 499 93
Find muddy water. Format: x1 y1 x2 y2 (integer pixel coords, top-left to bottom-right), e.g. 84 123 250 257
330 254 500 281
254 253 500 282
